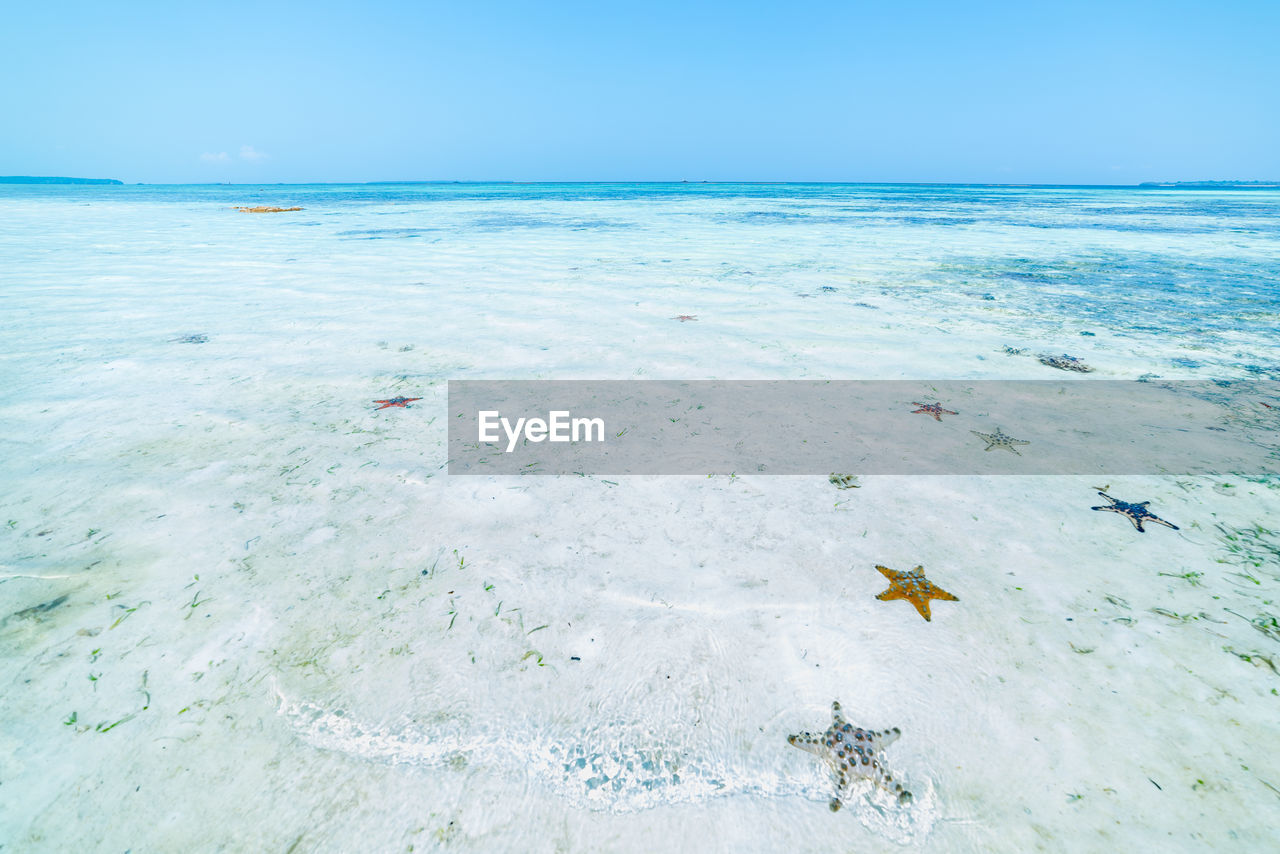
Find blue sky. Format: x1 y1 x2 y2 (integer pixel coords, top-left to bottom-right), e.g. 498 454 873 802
2 0 1277 183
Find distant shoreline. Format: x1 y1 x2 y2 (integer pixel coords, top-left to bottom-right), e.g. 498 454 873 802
0 176 123 185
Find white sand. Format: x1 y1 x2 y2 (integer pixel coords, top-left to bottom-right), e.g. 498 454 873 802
2 185 1278 852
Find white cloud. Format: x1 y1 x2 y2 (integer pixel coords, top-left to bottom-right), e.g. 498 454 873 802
239 145 268 161
200 151 230 162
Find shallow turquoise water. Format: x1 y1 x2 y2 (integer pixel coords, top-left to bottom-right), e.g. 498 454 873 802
1 184 1278 853
4 183 1277 379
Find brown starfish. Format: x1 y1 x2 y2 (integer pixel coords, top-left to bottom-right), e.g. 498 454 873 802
672 315 698 322
911 402 958 421
874 564 958 621
970 427 1030 455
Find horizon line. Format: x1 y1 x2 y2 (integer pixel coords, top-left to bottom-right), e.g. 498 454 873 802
5 178 1280 189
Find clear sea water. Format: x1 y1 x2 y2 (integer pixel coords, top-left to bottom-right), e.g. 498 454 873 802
2 183 1278 852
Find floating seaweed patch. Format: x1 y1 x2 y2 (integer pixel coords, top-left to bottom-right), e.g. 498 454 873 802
829 473 860 489
1224 646 1279 675
1224 609 1280 643
1216 522 1280 578
232 205 302 213
1038 353 1094 372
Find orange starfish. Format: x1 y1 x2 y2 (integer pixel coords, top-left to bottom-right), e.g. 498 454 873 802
874 565 958 621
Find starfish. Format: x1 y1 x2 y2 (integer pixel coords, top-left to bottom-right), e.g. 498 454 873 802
911 401 958 422
1090 491 1179 533
970 427 1030 455
233 205 303 213
373 396 421 410
874 564 958 621
672 315 698 322
787 700 912 811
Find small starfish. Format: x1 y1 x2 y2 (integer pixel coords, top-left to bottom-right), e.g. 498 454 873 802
911 401 958 422
373 396 421 410
788 700 912 811
970 427 1030 455
875 564 958 621
1090 491 1179 533
672 315 698 322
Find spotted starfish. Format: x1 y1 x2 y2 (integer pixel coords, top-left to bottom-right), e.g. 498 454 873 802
875 564 958 621
911 401 958 422
970 427 1030 455
672 315 698 322
788 700 912 811
373 396 422 410
1090 491 1179 533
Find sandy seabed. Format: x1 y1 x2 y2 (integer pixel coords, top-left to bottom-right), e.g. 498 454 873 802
2 184 1278 852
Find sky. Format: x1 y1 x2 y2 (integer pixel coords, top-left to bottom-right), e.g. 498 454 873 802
2 0 1277 184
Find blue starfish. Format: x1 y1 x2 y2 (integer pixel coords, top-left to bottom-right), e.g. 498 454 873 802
1090 491 1179 533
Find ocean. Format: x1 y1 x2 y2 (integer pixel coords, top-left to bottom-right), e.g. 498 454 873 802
1 183 1278 852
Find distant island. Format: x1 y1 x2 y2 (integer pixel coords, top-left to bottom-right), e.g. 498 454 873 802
1138 180 1279 188
0 176 123 185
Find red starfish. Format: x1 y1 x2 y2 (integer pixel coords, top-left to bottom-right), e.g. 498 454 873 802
911 402 958 421
672 315 698 322
373 396 421 410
